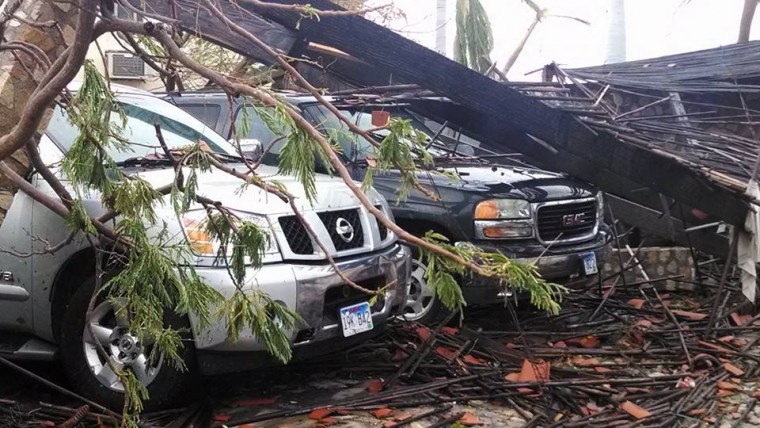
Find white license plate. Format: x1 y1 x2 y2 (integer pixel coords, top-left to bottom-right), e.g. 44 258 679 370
582 252 599 275
340 302 374 337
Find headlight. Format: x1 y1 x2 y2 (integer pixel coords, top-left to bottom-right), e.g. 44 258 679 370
180 210 279 257
474 199 531 220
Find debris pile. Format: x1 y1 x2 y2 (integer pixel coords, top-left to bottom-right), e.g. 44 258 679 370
2 262 759 427
0 400 119 427
215 270 760 427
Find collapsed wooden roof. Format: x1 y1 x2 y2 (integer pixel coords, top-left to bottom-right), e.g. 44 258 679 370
129 0 755 231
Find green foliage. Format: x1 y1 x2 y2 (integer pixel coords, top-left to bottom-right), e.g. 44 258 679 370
420 231 567 316
106 176 162 224
479 251 567 315
119 369 148 428
65 199 97 237
204 211 271 284
418 232 469 313
62 60 127 194
242 98 333 203
362 118 432 202
454 0 494 73
61 65 300 420
218 289 301 363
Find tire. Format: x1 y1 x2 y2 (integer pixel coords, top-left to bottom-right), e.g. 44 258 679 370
402 259 452 324
59 276 196 412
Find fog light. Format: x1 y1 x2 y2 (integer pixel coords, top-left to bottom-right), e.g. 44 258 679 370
483 225 533 239
476 220 533 239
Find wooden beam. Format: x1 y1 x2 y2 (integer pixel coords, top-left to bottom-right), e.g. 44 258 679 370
248 0 749 226
134 0 750 226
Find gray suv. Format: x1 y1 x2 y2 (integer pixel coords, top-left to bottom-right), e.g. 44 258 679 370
0 84 410 410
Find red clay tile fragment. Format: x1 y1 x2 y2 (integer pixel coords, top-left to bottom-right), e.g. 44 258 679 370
572 356 601 367
373 408 394 419
459 412 481 426
717 381 741 391
435 346 458 360
627 299 645 309
320 416 337 426
309 408 334 420
366 379 384 393
235 398 277 407
620 401 651 420
504 372 520 382
699 341 735 354
553 341 567 348
214 414 231 422
730 313 752 326
723 362 745 376
518 359 551 382
441 326 459 336
415 326 432 341
671 310 707 321
463 354 485 365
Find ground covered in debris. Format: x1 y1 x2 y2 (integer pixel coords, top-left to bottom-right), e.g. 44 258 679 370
2 271 760 427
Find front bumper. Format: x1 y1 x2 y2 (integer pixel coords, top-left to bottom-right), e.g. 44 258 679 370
189 244 411 374
461 228 612 304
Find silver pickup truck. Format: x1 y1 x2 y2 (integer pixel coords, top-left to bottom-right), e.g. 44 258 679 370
0 84 410 410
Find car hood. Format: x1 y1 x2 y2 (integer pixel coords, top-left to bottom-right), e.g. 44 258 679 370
431 163 597 202
130 164 381 216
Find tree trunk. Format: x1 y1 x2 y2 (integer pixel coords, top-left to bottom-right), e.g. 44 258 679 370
738 0 759 43
0 1 80 222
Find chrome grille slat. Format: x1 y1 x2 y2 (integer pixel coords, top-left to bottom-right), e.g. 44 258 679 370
536 200 597 243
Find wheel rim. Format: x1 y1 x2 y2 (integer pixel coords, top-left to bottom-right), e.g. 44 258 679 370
82 300 163 392
403 260 436 320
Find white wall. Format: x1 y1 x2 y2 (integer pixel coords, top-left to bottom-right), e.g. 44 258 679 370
78 33 165 92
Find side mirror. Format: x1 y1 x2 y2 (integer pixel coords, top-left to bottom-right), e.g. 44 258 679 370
229 138 263 159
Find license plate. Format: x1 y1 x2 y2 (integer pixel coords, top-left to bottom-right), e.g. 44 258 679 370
340 302 374 337
582 252 598 275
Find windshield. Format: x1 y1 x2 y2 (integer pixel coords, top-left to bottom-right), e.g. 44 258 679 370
237 103 476 166
303 105 439 162
48 93 237 163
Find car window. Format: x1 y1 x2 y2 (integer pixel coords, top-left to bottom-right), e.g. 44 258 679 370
302 104 442 162
233 105 290 166
178 104 222 130
48 94 237 162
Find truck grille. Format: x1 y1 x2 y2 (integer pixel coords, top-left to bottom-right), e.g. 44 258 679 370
278 216 315 255
536 200 597 243
318 209 365 251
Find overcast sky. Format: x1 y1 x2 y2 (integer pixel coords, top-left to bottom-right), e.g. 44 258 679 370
372 0 760 80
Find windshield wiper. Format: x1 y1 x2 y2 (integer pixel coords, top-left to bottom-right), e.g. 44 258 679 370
116 155 175 167
116 152 247 168
213 152 247 163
